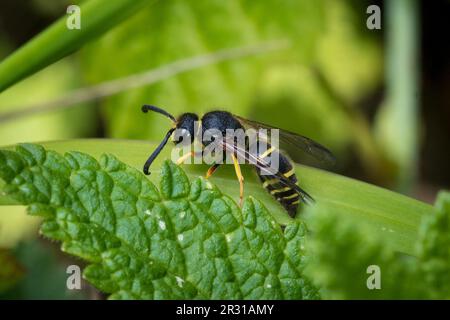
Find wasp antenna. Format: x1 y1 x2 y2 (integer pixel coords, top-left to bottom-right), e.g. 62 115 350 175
142 105 176 123
143 128 176 175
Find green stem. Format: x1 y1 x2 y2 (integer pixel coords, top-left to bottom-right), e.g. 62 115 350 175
0 0 154 93
384 0 420 191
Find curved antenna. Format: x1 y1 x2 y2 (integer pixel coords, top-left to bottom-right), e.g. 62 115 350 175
142 105 176 123
143 127 176 175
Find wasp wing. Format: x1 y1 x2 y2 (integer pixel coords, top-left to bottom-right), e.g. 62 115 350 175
217 137 314 205
234 115 336 167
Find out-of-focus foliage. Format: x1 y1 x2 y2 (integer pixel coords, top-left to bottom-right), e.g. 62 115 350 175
374 0 420 191
79 0 325 138
417 191 450 298
0 60 97 247
306 191 450 299
0 207 39 248
0 0 153 92
79 0 382 162
251 0 382 155
0 248 24 293
0 60 95 145
0 240 86 299
306 212 424 299
316 0 382 104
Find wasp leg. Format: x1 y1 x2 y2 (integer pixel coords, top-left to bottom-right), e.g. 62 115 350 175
231 154 244 207
176 151 194 165
176 151 203 165
206 163 221 179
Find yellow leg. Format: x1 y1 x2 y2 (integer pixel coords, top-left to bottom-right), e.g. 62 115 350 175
231 154 244 207
176 151 194 165
205 164 221 179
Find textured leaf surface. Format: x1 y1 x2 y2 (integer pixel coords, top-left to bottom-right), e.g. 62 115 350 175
0 144 317 299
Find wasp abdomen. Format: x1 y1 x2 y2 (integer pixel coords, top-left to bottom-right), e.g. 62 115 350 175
255 146 300 218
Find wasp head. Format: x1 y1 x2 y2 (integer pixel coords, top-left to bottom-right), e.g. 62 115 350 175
173 113 199 145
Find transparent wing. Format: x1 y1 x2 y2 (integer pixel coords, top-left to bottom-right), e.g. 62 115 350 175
217 137 314 204
234 115 336 167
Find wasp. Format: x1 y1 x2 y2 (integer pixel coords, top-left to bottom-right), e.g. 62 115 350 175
141 105 335 217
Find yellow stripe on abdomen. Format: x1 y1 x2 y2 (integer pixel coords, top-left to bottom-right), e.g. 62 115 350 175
281 193 299 200
283 167 295 178
270 187 291 195
262 178 278 188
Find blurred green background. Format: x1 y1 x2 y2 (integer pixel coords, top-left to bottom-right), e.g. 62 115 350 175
0 0 448 298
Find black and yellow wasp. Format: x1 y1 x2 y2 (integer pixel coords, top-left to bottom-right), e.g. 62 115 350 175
141 105 335 217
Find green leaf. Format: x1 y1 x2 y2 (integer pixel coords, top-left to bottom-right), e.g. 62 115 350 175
0 143 318 299
305 212 426 299
0 0 153 93
305 191 450 299
417 191 450 298
0 139 435 255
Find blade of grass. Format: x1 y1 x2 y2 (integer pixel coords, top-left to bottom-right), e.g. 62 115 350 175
0 0 155 93
0 139 435 255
